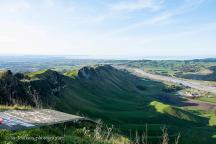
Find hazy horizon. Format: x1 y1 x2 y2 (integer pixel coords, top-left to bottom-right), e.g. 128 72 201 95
0 54 216 61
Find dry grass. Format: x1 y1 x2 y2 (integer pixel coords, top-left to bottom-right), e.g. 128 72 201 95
81 122 180 144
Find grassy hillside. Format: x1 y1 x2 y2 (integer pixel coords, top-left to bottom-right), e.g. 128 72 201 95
1 65 216 143
179 66 216 81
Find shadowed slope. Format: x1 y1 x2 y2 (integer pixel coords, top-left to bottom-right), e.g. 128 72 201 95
28 66 207 128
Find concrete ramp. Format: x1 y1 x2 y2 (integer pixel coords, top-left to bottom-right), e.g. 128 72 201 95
0 109 84 131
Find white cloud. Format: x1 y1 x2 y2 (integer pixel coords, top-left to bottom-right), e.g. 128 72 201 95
110 0 163 12
105 0 206 36
103 12 172 36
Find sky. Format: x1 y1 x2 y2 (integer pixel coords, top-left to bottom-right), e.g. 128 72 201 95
0 0 216 59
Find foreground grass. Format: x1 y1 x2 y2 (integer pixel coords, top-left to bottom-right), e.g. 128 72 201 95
1 121 215 144
0 121 183 144
0 123 130 144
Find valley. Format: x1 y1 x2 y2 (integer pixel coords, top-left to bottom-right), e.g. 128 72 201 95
124 66 216 94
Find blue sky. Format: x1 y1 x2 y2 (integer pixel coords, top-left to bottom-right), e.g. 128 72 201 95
0 0 216 59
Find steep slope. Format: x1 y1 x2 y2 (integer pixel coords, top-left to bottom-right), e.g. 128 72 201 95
29 65 149 114
28 69 66 107
0 70 35 105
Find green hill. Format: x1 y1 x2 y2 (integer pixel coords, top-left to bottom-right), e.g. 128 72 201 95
28 65 201 123
1 65 216 143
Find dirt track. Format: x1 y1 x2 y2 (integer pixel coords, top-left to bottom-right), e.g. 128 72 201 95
185 99 216 110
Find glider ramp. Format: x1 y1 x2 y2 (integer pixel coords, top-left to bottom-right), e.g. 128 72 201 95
0 109 84 131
